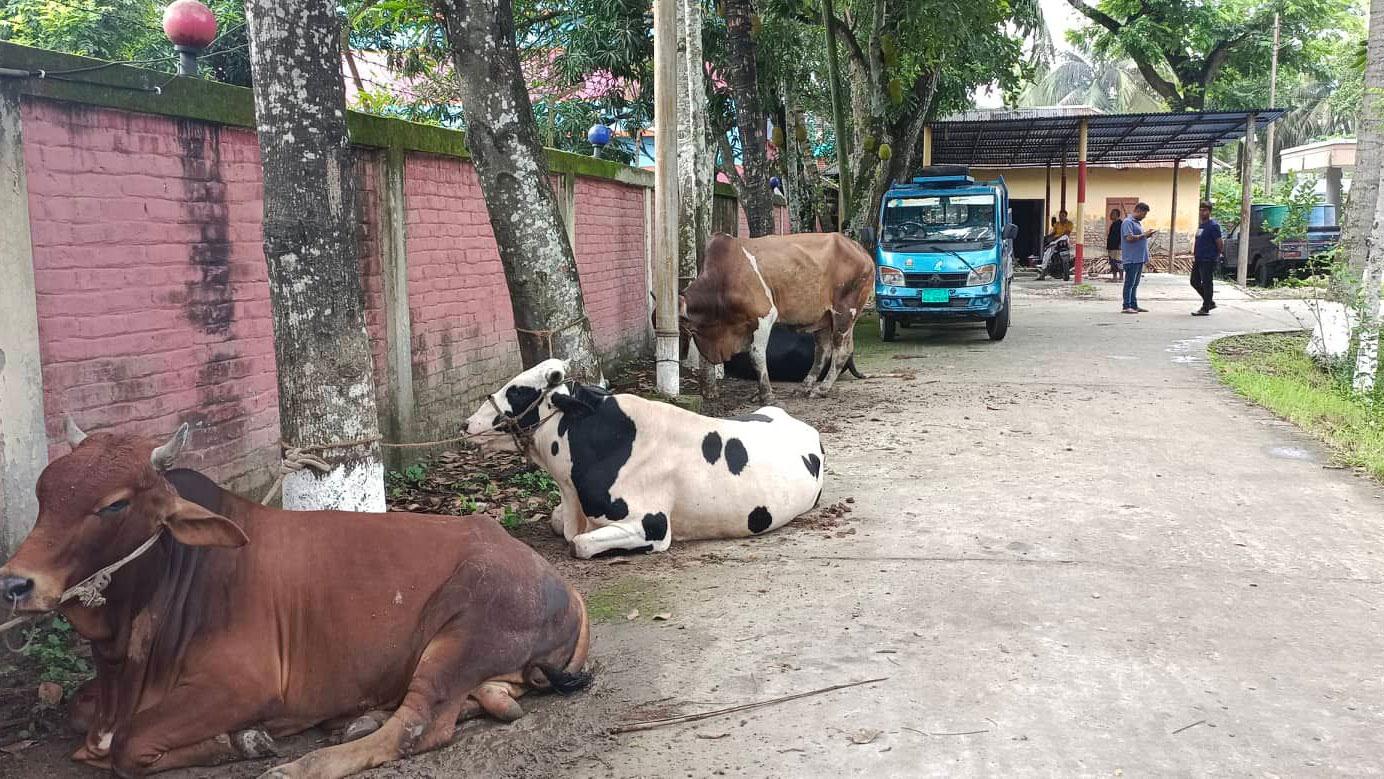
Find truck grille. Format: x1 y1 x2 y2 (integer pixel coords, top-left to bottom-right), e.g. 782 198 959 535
904 272 969 289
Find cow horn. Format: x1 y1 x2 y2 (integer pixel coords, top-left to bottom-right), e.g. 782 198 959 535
151 423 190 471
64 416 88 448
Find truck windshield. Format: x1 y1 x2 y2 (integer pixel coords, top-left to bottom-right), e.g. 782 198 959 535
881 193 996 249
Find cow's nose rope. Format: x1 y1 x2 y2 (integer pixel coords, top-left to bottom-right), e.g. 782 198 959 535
1 527 167 649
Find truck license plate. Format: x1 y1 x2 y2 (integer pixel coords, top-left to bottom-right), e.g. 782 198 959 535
922 289 950 303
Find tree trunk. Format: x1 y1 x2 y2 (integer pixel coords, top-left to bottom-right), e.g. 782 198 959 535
433 0 605 383
780 89 818 233
1354 0 1384 393
676 0 711 290
676 0 716 398
1344 0 1384 280
245 0 383 511
723 0 774 236
1354 182 1384 393
846 71 939 238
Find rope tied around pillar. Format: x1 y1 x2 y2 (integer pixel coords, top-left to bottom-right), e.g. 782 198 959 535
515 314 591 361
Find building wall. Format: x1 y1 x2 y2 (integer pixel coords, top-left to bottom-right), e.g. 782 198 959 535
974 165 1207 258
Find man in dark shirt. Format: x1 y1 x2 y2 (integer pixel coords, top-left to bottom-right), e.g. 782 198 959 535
1106 208 1123 282
1191 201 1223 315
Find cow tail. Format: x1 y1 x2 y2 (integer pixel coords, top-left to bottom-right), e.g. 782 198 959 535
843 356 866 379
525 588 594 695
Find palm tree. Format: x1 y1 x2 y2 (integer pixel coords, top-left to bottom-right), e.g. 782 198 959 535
1014 51 1165 113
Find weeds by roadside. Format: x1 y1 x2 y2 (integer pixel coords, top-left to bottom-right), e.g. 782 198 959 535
1209 332 1384 481
384 447 562 531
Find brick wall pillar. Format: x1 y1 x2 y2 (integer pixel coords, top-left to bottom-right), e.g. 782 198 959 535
0 85 48 556
378 146 415 468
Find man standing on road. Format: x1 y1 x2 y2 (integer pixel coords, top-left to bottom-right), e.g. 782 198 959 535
1120 202 1156 314
1106 208 1124 283
1190 201 1223 316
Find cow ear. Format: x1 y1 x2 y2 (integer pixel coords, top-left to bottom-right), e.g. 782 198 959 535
550 392 596 418
161 499 248 549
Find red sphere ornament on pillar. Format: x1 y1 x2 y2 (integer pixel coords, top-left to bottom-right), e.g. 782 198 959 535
163 0 217 76
163 0 217 48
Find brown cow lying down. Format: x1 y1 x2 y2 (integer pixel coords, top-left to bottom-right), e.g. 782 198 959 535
0 423 590 778
681 232 874 404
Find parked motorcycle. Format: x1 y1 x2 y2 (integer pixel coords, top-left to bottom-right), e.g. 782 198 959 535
1035 234 1073 281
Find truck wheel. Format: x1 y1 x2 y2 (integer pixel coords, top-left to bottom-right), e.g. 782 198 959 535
986 298 1010 341
881 316 897 342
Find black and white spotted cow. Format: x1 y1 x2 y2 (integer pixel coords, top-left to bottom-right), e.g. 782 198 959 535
464 359 826 558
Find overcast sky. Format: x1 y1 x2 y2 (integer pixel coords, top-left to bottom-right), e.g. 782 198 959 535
973 0 1083 108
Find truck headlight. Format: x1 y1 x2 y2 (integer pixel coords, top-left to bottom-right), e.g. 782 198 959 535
878 266 905 286
966 264 997 286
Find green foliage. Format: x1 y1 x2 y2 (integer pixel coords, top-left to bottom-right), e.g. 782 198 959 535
509 468 557 494
1208 170 1319 241
1210 332 1384 481
1068 0 1361 111
0 0 252 85
22 617 92 692
500 505 524 529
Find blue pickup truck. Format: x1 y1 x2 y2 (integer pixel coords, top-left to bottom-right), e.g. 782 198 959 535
862 169 1017 342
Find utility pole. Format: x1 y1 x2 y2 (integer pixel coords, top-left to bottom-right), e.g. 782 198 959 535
1264 12 1280 193
653 0 680 396
1238 115 1256 287
823 0 850 230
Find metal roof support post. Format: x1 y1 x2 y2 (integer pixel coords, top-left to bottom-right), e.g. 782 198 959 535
1060 157 1068 212
1204 146 1213 203
1075 118 1088 284
922 125 933 167
1168 157 1181 273
1044 162 1052 233
1237 114 1256 287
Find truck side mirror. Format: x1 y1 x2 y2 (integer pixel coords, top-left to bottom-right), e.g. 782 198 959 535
859 227 876 248
1002 223 1017 240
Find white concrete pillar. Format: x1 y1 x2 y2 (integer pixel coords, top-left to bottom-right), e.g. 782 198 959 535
0 84 48 556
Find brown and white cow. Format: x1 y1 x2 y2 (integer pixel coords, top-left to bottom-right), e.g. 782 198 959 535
0 423 590 778
681 232 874 404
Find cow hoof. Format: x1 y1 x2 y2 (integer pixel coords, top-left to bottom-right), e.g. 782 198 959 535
232 728 278 759
472 684 525 722
342 712 386 743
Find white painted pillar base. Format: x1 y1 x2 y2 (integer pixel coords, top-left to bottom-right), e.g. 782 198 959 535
282 461 386 513
656 335 680 397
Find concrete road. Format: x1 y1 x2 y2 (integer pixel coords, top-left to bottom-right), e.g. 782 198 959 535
544 272 1384 777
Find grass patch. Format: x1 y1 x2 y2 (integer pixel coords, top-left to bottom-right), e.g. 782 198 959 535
1071 283 1098 298
1209 332 1384 481
585 575 670 623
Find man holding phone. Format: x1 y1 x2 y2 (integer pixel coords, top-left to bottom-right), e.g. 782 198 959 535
1120 202 1156 314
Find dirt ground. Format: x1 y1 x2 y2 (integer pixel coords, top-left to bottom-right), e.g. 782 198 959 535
4 272 1384 777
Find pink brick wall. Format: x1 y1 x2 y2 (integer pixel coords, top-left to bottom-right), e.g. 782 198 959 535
402 153 520 437
572 177 649 359
21 97 660 491
24 99 280 495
